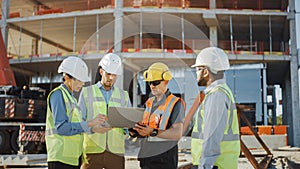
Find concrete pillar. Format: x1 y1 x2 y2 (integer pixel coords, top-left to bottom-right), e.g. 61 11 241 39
114 0 123 53
209 26 217 47
113 0 124 90
271 86 277 125
73 17 77 53
284 71 294 146
1 0 10 48
209 0 216 9
203 12 218 47
262 66 268 125
134 35 139 49
288 0 300 147
132 74 138 107
281 82 288 126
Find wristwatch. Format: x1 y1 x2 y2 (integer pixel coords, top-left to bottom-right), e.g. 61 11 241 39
150 129 158 137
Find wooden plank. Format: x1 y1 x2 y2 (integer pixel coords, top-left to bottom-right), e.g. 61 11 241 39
240 140 260 169
237 104 273 169
259 155 273 169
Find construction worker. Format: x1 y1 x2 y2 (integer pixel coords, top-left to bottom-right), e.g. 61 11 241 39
79 53 131 169
190 47 240 169
45 56 104 169
132 62 185 169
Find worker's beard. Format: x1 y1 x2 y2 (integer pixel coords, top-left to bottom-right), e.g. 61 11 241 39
198 78 208 86
103 81 113 89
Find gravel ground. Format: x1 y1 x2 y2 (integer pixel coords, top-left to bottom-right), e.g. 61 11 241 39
3 145 298 168
125 146 300 169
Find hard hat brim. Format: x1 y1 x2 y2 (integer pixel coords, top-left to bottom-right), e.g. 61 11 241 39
191 64 198 68
78 76 90 82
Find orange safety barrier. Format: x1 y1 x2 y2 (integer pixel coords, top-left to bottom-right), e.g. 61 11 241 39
0 12 20 19
50 53 62 57
36 8 63 15
122 48 128 52
273 125 288 146
240 126 254 135
9 12 20 18
185 49 193 53
256 51 264 55
257 125 272 135
241 125 288 136
273 125 287 135
118 48 195 53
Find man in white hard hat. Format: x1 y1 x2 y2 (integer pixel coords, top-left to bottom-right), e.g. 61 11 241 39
79 53 131 169
46 56 104 169
190 47 240 169
131 62 185 169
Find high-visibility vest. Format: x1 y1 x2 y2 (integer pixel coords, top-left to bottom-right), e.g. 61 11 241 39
81 84 129 154
45 86 83 166
142 94 181 141
191 83 240 169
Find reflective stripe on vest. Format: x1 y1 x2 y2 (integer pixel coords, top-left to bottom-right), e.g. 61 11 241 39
191 84 239 141
82 84 129 154
191 83 240 167
85 85 127 120
46 87 81 136
45 86 83 166
191 101 238 142
144 94 180 142
142 94 179 131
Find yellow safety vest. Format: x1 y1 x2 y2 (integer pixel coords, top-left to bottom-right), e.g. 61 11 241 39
45 86 83 166
191 83 240 169
82 84 129 154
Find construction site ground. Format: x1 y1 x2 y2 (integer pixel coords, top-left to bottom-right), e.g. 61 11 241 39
1 147 300 169
125 146 300 169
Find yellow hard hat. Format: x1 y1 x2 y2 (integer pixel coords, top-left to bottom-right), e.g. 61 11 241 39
143 62 172 81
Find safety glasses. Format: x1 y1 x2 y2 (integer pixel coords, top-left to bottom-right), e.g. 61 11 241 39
148 80 162 86
196 67 206 72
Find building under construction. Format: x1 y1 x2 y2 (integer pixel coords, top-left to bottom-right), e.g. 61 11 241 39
1 0 300 155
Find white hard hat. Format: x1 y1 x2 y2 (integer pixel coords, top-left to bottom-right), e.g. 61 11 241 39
58 56 90 82
98 53 122 75
191 47 230 74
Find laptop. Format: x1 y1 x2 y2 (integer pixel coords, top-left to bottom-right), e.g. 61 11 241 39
107 107 144 128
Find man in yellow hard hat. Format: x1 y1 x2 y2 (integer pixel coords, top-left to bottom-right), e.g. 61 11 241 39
79 53 131 169
131 62 185 169
190 47 240 169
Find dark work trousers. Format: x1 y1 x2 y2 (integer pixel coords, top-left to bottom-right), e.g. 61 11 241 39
81 150 125 169
139 145 178 169
48 161 80 169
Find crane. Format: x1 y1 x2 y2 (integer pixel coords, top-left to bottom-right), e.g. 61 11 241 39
0 32 16 87
0 32 47 159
